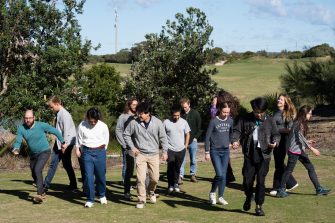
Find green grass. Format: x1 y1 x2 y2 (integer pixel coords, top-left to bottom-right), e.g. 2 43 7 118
0 155 334 223
209 57 301 109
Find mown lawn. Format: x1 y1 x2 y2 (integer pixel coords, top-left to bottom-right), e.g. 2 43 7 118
0 154 334 223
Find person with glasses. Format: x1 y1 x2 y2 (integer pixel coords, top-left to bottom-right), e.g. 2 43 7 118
12 109 65 203
232 97 280 216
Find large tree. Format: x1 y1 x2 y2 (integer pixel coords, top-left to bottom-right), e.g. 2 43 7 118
123 7 218 119
0 0 92 126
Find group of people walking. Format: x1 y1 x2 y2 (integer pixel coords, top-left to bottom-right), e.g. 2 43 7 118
11 92 331 216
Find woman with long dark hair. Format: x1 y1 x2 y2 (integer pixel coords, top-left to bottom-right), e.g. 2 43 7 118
277 105 331 197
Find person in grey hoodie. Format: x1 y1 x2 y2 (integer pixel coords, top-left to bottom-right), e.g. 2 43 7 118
115 97 138 199
123 101 168 209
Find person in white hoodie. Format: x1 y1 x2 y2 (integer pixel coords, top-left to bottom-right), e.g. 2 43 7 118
123 101 168 209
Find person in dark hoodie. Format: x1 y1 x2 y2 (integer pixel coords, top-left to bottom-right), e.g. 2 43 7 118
232 97 280 216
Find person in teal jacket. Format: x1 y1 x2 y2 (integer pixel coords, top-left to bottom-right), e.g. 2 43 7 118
12 109 65 203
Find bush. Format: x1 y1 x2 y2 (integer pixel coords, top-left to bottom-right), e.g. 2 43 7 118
281 57 335 106
303 43 335 58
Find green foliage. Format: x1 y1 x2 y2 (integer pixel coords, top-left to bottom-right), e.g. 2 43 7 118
0 0 92 130
263 92 279 116
303 43 335 58
205 47 226 64
281 57 335 105
80 63 123 115
123 7 218 119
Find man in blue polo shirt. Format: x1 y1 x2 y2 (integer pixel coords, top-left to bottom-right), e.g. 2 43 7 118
12 109 65 203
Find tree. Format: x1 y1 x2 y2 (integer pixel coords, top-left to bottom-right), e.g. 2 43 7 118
0 0 92 126
123 7 218 119
205 47 225 64
80 63 123 114
303 43 335 58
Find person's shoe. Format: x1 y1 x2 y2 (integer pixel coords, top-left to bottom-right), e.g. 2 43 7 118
178 176 183 185
136 201 145 209
190 175 198 183
218 197 228 205
149 192 157 204
99 196 107 204
168 186 174 194
32 194 44 203
269 190 277 196
255 205 265 216
32 182 37 188
130 186 135 191
124 193 131 200
316 186 331 195
286 183 299 192
174 184 180 192
84 201 94 208
41 193 47 199
276 188 289 198
209 192 216 205
243 198 251 211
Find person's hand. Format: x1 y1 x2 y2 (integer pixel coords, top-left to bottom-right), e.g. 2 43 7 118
268 142 277 150
311 147 320 156
162 153 168 161
131 147 140 157
205 153 210 161
12 149 19 156
76 148 81 158
232 142 239 150
61 143 68 154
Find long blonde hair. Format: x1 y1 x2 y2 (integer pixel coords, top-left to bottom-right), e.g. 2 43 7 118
279 93 296 122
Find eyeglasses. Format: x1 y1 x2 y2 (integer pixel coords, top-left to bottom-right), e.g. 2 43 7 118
24 117 34 120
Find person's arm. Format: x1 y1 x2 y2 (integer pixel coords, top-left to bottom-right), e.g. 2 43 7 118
103 123 110 149
115 115 126 148
12 126 23 154
269 118 281 149
231 118 242 149
205 120 214 153
75 124 83 157
193 111 202 140
123 120 138 155
61 111 76 148
42 122 65 144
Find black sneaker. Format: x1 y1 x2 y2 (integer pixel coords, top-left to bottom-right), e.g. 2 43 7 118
255 205 265 216
243 198 251 211
276 188 289 198
316 186 331 195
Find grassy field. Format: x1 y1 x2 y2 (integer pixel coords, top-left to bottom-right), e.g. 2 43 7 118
100 57 304 109
0 155 334 223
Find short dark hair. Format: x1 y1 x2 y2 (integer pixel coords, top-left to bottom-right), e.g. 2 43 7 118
86 107 102 120
250 97 268 112
137 102 152 114
171 105 181 114
49 96 62 105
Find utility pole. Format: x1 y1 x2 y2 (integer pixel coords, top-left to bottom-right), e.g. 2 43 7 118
114 8 118 54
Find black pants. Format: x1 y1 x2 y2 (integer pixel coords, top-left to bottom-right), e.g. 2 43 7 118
30 150 51 195
280 151 320 190
44 144 77 188
227 160 236 182
167 149 186 187
124 151 135 194
272 139 297 189
242 156 270 206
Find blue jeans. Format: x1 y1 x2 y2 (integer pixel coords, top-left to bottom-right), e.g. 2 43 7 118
180 140 198 177
210 148 230 197
82 147 106 202
44 144 77 189
122 147 127 182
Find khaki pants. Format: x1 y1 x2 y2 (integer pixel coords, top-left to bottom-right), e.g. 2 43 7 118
136 153 160 202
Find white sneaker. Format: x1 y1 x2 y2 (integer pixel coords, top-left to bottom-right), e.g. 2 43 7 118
286 183 299 192
149 193 157 204
270 190 277 196
136 201 145 209
99 196 107 204
168 187 174 193
84 201 94 208
218 197 228 205
174 184 180 192
209 192 216 205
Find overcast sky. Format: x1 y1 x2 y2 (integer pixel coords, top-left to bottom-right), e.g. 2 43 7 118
77 0 335 55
